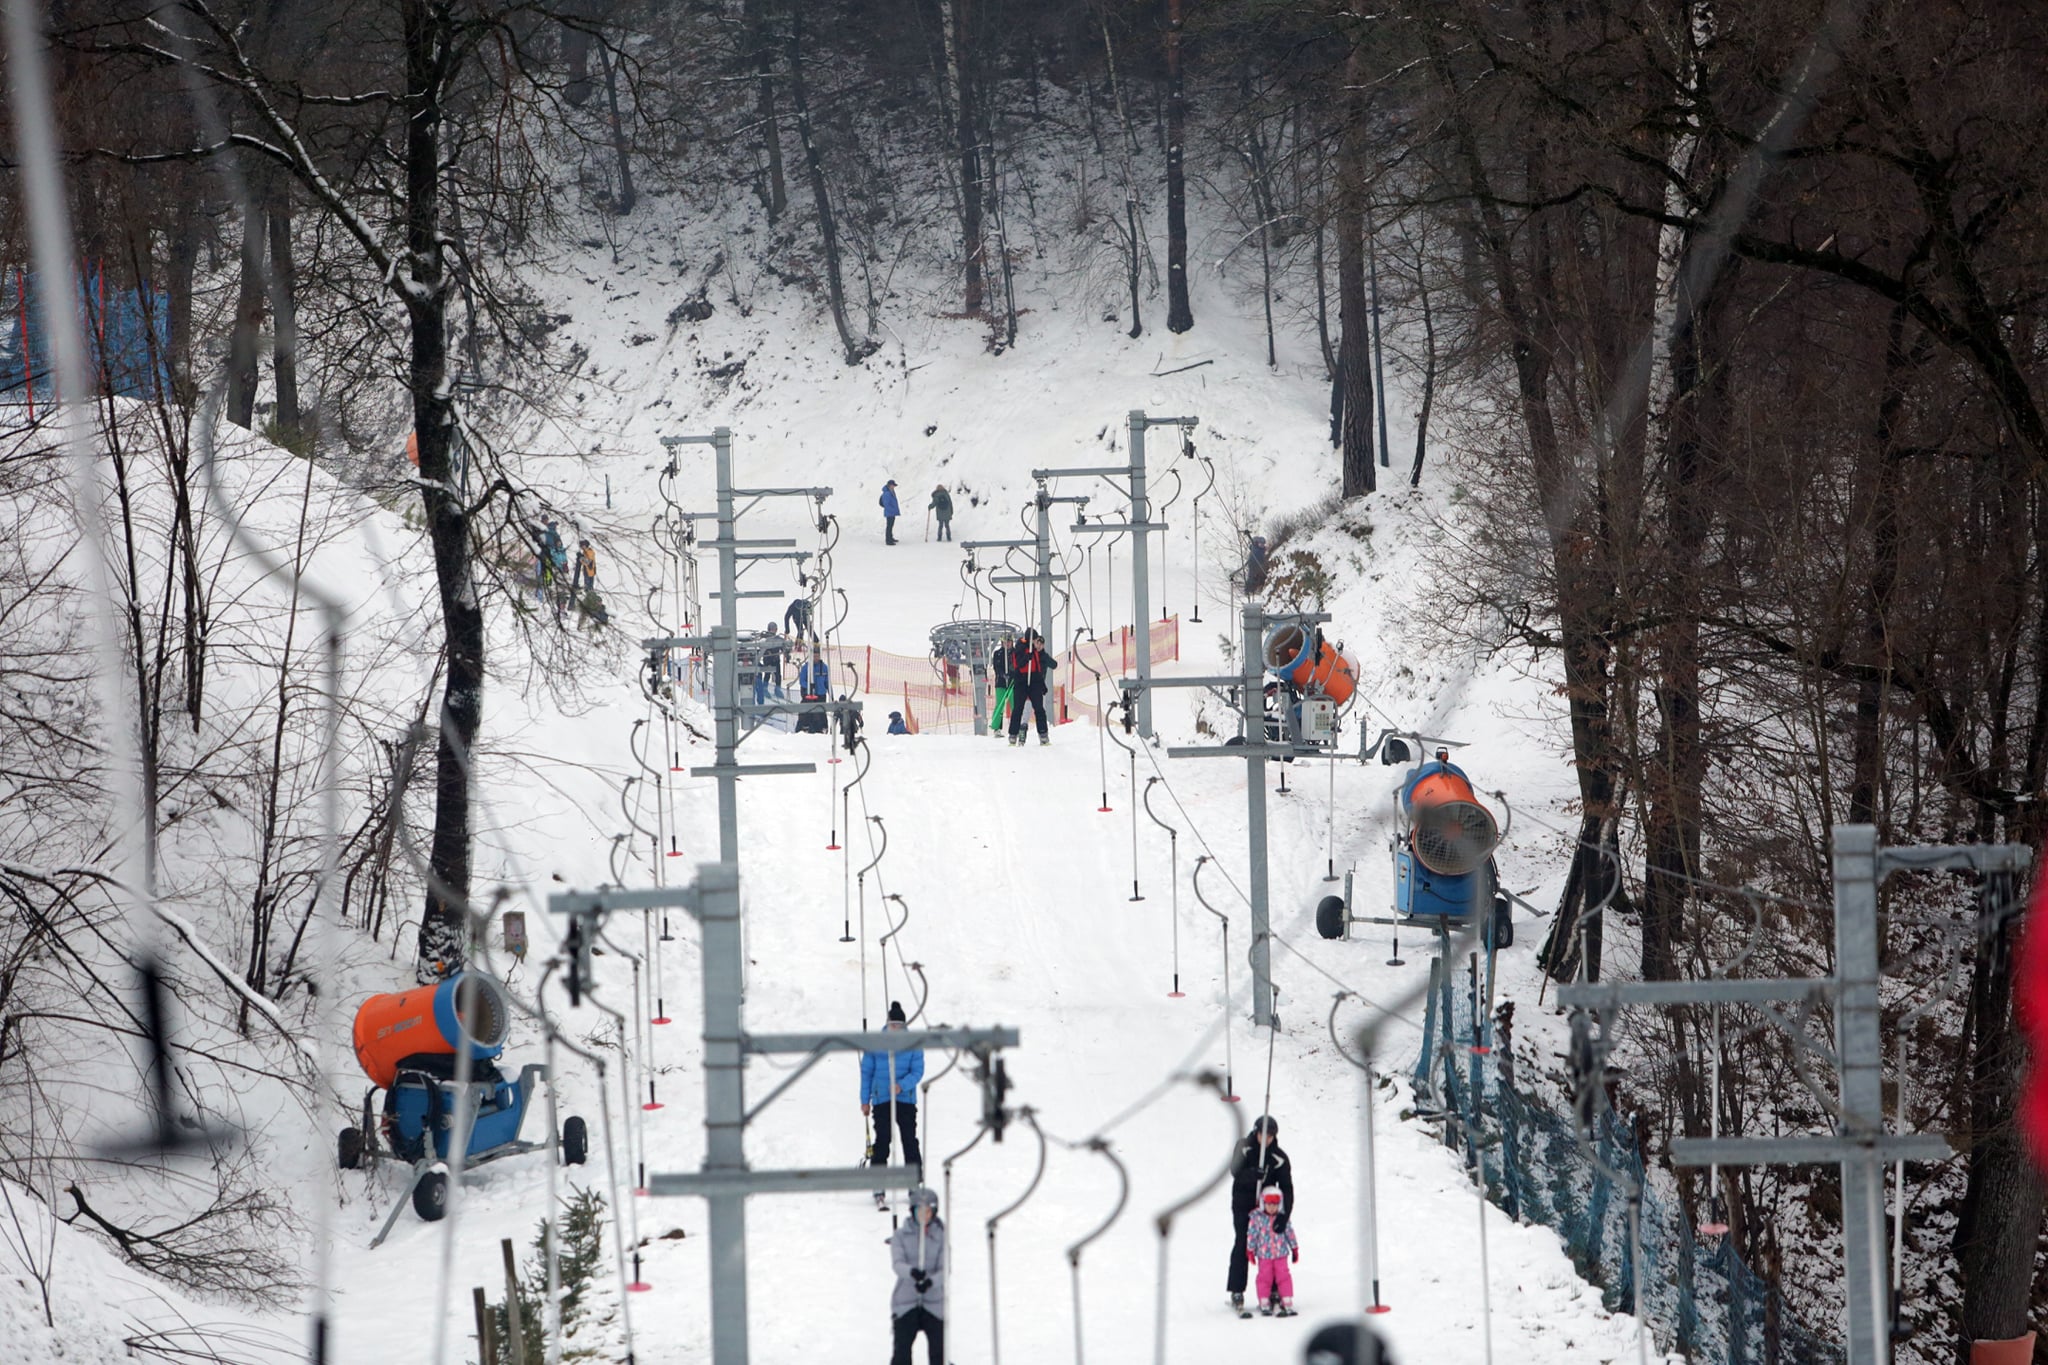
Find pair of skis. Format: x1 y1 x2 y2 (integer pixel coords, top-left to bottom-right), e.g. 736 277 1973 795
1234 1295 1296 1319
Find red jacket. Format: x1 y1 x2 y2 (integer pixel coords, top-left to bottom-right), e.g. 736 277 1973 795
2018 871 2048 1173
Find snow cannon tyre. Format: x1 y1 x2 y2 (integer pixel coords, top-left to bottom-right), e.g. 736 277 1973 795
337 1126 364 1170
413 1169 448 1222
1487 896 1514 950
1315 895 1346 940
562 1116 589 1166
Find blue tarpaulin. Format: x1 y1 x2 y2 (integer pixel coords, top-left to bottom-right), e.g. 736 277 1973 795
0 262 172 411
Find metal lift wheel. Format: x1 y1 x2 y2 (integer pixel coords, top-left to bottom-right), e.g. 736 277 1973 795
1315 895 1347 941
337 1126 364 1170
562 1116 590 1166
412 1169 449 1222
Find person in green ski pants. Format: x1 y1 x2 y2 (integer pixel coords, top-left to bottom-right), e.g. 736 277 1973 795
988 638 1014 735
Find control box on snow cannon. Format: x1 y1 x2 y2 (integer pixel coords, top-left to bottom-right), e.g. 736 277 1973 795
351 972 511 1089
340 972 587 1236
1262 622 1357 707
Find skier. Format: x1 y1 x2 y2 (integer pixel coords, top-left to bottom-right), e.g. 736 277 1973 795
572 538 597 594
861 1001 924 1207
988 638 1015 737
796 654 832 733
887 711 910 735
1226 1115 1293 1313
888 1186 946 1365
1244 534 1270 595
1244 1185 1299 1317
1004 630 1056 747
783 594 817 645
756 623 785 706
928 484 954 542
880 479 902 545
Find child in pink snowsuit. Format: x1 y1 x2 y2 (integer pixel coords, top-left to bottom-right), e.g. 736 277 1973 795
1246 1186 1298 1315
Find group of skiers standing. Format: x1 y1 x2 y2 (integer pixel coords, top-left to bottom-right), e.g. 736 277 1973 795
878 479 954 544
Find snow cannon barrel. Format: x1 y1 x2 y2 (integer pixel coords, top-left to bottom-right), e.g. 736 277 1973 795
351 972 511 1089
1398 758 1499 876
1262 624 1357 706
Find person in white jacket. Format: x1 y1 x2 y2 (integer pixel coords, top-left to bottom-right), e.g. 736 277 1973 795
888 1186 945 1365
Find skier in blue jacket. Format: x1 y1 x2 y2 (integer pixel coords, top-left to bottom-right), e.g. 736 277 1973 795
862 1001 924 1206
880 480 902 545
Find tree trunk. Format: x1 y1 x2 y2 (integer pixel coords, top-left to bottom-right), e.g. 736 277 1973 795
403 0 482 983
1410 237 1434 486
165 191 199 406
744 0 786 222
1849 306 1913 827
785 6 866 365
596 39 637 214
265 186 301 443
944 0 984 315
224 195 264 430
1163 0 1192 333
1335 43 1374 497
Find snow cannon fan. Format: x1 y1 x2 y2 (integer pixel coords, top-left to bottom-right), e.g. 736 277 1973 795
342 972 587 1239
1263 622 1357 748
351 972 511 1088
1389 751 1512 951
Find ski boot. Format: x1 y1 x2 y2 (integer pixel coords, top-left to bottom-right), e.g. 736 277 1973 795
873 1191 887 1211
1039 733 1050 746
1230 1292 1247 1319
1258 1301 1275 1317
1275 1300 1297 1318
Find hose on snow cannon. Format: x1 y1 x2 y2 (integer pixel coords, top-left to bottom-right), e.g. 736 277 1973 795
351 972 512 1089
1262 622 1357 706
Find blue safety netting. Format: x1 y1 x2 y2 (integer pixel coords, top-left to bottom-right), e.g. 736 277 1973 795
0 263 172 409
1414 957 1844 1364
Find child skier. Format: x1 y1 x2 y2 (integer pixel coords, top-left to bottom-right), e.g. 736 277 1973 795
1244 1185 1298 1317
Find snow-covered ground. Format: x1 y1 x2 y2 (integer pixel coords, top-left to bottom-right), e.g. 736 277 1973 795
9 187 1669 1364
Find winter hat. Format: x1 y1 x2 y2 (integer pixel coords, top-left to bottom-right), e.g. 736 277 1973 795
907 1185 939 1212
1252 1115 1280 1140
887 1000 907 1023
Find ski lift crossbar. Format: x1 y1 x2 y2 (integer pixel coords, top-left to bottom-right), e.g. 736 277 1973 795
1670 1135 1950 1167
649 1167 927 1197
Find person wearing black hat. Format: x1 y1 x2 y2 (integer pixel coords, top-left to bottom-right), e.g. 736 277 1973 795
1227 1115 1293 1311
861 1001 924 1208
880 480 902 544
1003 630 1056 746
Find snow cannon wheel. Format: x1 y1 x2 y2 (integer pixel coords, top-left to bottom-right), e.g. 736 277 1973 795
1487 895 1514 950
562 1116 589 1166
337 1126 364 1170
1315 895 1347 940
413 1169 449 1222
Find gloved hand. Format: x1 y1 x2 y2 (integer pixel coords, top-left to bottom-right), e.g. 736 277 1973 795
1291 1249 1299 1265
912 1271 932 1293
1271 1212 1288 1235
1247 1251 1257 1264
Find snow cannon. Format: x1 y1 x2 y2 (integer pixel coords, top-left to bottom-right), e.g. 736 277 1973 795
1262 623 1357 707
1393 753 1511 947
340 972 586 1239
351 972 511 1089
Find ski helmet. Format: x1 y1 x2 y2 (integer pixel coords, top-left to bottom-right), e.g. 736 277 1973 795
1261 1186 1283 1207
1252 1115 1279 1140
908 1186 939 1213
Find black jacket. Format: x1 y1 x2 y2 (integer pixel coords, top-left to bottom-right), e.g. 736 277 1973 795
1006 643 1055 696
1229 1139 1293 1219
929 489 954 520
992 647 1013 687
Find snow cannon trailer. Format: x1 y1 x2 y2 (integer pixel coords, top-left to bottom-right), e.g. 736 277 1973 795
337 972 587 1241
1317 745 1513 953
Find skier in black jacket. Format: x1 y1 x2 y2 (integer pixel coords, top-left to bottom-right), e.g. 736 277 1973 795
1004 631 1056 746
1226 1115 1293 1312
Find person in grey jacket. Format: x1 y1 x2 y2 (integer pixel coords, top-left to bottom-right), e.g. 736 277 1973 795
889 1186 945 1365
928 484 954 541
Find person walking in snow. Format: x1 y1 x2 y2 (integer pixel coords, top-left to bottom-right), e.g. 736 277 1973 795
888 1187 946 1365
1226 1115 1293 1313
1245 1185 1300 1317
928 484 954 542
862 1002 924 1206
880 479 902 545
988 638 1015 737
1004 630 1056 746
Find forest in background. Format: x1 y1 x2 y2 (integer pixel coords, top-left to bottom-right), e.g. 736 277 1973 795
0 0 2043 1357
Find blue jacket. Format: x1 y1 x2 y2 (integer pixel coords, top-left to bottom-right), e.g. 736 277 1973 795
861 1044 924 1107
880 485 901 517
